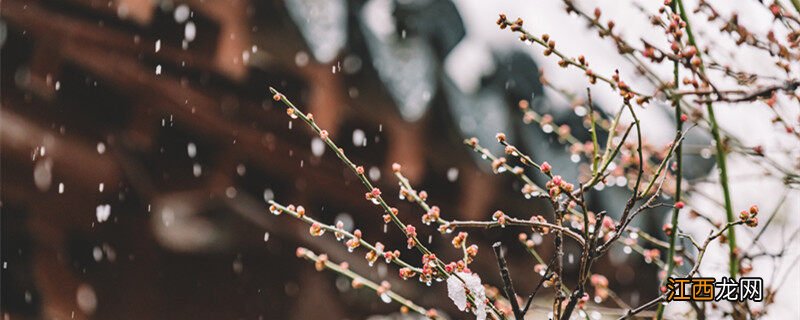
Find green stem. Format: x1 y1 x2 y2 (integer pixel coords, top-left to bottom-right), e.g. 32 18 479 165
298 249 432 317
675 0 738 279
791 0 800 15
657 12 683 317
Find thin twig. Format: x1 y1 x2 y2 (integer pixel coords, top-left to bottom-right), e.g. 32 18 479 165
492 242 524 319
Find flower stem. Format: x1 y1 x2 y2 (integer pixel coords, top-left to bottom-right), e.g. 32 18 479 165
297 248 433 318
675 0 738 278
657 3 683 319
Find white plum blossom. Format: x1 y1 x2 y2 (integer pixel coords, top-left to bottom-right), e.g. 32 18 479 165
446 272 486 320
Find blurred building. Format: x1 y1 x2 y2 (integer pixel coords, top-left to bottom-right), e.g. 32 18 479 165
1 0 670 318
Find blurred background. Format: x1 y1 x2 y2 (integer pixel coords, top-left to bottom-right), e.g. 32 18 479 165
1 0 798 319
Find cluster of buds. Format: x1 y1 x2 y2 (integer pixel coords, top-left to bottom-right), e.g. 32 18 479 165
510 18 524 32
492 210 508 227
420 254 439 284
345 229 362 252
546 175 574 197
419 267 433 284
383 250 400 263
496 14 524 31
451 232 468 248
309 222 325 237
739 205 759 227
611 71 635 102
422 206 441 225
405 225 417 249
365 187 382 203
365 242 384 266
437 223 455 234
504 145 517 157
496 14 507 27
465 245 479 263
665 11 686 39
491 157 507 173
681 45 698 60
444 260 470 273
399 267 417 280
543 35 556 56
681 75 702 89
334 221 346 241
269 204 281 216
585 68 597 84
521 183 538 198
422 253 437 268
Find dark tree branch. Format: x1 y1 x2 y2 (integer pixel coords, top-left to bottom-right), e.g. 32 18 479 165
493 242 524 320
559 288 585 320
618 294 667 319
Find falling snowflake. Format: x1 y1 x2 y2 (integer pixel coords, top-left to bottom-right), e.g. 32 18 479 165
96 204 111 223
446 272 486 320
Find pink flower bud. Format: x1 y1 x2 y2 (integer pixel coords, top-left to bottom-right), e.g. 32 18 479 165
541 161 552 173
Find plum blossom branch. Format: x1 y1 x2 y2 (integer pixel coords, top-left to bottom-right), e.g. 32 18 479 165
269 201 422 273
295 247 436 318
269 88 505 319
674 0 739 278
